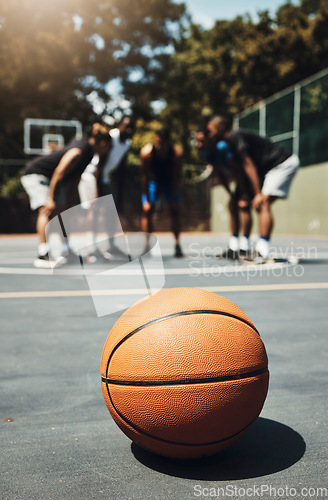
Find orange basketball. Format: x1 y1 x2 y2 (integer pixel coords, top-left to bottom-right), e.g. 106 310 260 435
100 287 269 459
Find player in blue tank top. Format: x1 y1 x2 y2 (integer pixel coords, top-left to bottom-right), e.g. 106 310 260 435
140 128 184 257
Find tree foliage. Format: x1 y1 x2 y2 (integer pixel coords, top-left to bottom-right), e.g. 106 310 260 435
160 0 328 154
1 0 328 162
0 0 185 157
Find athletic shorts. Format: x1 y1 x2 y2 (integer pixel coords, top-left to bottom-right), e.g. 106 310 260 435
21 174 70 210
142 180 180 206
78 172 112 209
262 154 300 198
78 170 97 206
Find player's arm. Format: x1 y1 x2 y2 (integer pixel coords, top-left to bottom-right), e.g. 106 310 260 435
210 141 233 194
239 151 264 211
227 157 251 208
65 175 80 208
43 148 83 216
140 144 152 211
212 163 232 194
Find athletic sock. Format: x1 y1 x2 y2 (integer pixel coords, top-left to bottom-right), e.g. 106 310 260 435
228 235 239 252
239 235 250 252
256 236 270 259
38 243 49 256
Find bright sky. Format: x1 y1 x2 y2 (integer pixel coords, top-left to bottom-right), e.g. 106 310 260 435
180 0 297 28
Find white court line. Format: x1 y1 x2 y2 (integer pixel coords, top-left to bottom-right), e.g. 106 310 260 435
0 262 288 276
0 252 36 257
0 251 327 275
0 282 328 299
0 267 54 275
0 259 38 264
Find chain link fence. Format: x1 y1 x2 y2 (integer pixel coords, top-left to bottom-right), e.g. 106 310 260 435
234 68 328 167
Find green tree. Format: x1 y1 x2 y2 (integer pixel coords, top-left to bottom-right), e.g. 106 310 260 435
0 0 186 158
160 0 328 152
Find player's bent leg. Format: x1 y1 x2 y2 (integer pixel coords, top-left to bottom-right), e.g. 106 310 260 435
216 197 240 260
258 195 276 239
254 195 279 261
239 207 252 257
228 197 240 243
169 206 183 257
34 207 60 268
141 204 154 235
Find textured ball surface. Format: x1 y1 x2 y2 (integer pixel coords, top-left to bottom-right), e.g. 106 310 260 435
100 287 269 459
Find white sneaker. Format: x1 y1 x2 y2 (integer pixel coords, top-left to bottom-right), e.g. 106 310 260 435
33 252 57 269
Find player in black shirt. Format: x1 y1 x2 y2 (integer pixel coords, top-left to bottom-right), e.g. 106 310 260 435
21 123 112 268
207 116 300 261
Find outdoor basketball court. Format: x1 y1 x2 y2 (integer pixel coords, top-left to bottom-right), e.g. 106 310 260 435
1 232 327 500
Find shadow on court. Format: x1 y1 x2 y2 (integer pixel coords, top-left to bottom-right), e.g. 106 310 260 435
131 417 306 480
298 258 328 265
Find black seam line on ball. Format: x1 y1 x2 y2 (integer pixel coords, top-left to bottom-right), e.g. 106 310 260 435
105 373 259 447
102 366 268 387
106 309 259 378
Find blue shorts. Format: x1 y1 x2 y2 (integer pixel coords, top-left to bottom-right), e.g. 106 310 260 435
142 180 180 206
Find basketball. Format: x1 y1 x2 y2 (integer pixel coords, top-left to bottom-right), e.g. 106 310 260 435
100 287 269 459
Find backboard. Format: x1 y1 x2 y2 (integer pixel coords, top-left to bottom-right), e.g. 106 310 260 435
24 118 83 155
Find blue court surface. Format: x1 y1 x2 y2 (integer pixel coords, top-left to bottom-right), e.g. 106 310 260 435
1 232 327 500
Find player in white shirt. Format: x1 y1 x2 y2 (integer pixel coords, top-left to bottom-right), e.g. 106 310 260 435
79 116 134 206
78 116 135 262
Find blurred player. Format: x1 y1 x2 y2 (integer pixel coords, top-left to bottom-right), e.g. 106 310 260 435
195 129 252 259
78 116 135 262
79 115 134 205
207 116 300 262
21 124 112 268
140 128 184 257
